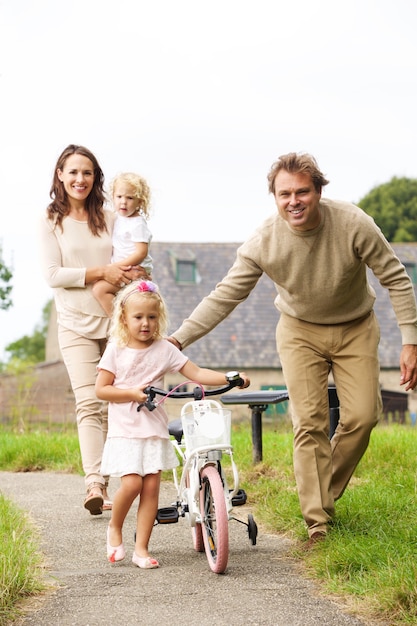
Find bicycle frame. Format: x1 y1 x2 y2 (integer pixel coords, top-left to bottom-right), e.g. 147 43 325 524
170 403 240 527
139 381 258 573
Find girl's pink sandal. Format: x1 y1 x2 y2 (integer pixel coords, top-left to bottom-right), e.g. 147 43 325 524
132 552 159 569
107 527 125 563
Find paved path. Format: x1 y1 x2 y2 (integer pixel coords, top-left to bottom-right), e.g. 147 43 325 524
1 472 377 626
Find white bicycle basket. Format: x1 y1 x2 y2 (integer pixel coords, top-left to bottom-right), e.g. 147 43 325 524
181 400 231 450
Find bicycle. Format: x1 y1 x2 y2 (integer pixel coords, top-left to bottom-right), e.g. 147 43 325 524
137 377 258 574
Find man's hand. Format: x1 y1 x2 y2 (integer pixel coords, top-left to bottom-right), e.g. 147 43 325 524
166 336 182 350
399 344 417 391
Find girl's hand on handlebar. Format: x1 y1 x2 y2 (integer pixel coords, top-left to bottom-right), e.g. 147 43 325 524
237 373 250 389
132 385 150 404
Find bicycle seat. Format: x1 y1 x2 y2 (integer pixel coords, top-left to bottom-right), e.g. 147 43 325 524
168 419 183 444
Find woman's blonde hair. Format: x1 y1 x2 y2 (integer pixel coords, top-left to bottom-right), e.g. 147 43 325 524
109 172 151 219
109 280 169 346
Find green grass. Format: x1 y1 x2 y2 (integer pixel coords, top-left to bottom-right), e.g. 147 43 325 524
232 422 417 624
0 495 45 626
1 422 417 624
0 429 82 474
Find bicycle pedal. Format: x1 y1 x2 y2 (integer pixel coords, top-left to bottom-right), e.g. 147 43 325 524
156 507 179 524
231 489 247 506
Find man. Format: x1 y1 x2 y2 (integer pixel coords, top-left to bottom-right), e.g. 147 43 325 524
169 152 417 545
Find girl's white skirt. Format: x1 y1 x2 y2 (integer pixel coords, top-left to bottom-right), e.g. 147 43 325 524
101 436 179 477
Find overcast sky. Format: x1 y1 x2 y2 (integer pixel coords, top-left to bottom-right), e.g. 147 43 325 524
0 0 416 359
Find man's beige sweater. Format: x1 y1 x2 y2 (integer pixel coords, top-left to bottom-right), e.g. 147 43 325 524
173 198 417 349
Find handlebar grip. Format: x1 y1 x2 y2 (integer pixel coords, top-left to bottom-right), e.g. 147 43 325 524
228 376 244 389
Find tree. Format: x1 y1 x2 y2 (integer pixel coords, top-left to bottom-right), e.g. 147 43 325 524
359 177 417 242
4 300 52 365
0 246 13 310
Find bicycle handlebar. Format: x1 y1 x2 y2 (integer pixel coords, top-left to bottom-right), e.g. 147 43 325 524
137 377 245 412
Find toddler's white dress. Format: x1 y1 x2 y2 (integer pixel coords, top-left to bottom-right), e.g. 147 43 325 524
111 214 153 276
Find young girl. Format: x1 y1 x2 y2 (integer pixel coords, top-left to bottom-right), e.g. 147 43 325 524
93 172 153 316
95 280 250 569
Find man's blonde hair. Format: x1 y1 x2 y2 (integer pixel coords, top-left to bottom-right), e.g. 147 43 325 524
267 152 329 195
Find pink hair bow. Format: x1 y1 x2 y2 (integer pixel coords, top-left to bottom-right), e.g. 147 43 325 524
136 280 159 293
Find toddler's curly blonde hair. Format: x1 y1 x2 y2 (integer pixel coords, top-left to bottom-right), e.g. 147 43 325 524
109 172 151 219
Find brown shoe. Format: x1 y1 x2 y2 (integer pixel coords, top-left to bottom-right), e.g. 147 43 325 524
303 531 327 551
84 483 104 515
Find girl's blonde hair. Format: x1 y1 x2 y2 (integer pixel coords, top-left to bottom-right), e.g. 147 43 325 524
109 172 152 219
109 280 169 346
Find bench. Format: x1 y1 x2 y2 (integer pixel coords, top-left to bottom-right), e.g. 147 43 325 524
221 386 339 463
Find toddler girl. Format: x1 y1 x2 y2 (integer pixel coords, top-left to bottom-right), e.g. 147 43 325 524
93 172 153 316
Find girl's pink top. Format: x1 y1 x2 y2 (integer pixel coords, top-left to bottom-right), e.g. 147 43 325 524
98 339 188 439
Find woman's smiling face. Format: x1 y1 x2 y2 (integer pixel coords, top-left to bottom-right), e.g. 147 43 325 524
57 154 95 205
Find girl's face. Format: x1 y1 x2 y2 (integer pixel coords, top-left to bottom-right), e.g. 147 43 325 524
113 182 141 218
57 154 95 206
123 296 159 348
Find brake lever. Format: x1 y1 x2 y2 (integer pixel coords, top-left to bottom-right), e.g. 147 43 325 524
137 386 157 412
137 398 157 412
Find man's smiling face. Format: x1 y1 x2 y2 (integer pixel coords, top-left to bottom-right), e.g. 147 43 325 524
274 170 322 231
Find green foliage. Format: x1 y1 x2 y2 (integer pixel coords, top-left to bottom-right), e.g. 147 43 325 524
0 246 13 311
4 300 52 365
5 330 46 365
359 176 417 242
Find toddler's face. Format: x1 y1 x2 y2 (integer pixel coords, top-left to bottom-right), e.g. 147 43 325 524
113 183 141 217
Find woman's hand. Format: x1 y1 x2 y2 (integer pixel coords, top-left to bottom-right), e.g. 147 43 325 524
123 265 149 282
102 264 148 288
102 264 127 287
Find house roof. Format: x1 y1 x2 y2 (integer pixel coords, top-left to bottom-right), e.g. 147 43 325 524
151 241 417 370
152 242 280 369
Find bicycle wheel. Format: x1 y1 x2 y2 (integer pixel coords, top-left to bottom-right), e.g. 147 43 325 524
191 522 204 552
185 472 204 552
247 513 258 545
199 465 229 573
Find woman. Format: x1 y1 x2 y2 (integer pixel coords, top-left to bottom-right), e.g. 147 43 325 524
39 144 146 515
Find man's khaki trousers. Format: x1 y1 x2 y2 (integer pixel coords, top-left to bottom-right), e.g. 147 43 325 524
276 312 381 536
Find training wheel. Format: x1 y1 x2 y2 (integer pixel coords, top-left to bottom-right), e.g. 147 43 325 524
247 513 258 545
